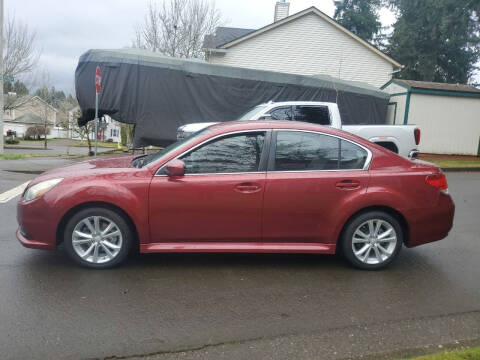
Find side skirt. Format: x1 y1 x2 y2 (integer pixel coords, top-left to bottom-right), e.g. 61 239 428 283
140 242 336 254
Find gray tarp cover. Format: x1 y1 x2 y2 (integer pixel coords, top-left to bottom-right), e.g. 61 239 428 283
75 49 390 147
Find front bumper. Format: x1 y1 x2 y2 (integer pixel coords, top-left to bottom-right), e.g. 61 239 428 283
16 197 60 251
16 228 55 250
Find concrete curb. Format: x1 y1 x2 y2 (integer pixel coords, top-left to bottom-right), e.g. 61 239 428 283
4 146 53 150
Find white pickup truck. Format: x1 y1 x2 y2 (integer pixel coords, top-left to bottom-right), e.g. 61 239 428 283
177 101 421 158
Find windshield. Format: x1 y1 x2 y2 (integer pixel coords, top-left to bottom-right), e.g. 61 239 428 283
237 105 267 120
138 128 210 167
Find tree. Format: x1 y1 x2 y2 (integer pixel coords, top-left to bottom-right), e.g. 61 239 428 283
387 0 480 83
25 125 49 140
35 86 66 108
70 109 95 156
3 15 39 79
134 0 223 59
3 80 28 95
334 0 382 42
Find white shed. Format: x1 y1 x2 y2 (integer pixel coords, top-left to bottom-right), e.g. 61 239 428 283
204 6 402 88
382 79 480 156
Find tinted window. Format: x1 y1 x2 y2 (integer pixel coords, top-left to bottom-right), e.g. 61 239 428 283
269 106 292 120
181 132 265 174
273 131 367 171
294 106 330 125
339 140 368 169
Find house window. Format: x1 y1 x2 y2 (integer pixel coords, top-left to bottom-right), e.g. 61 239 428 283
110 129 119 137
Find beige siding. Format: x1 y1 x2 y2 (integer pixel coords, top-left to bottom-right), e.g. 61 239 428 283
209 13 394 88
408 93 480 155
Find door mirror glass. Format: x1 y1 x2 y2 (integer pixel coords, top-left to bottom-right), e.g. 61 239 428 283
165 159 185 177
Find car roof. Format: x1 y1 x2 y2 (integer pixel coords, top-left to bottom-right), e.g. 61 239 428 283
207 120 369 145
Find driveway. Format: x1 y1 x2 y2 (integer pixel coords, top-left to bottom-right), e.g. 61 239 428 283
0 170 478 360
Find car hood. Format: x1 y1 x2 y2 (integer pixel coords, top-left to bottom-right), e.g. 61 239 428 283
29 155 138 185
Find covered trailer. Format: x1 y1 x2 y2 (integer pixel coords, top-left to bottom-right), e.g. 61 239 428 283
75 48 390 147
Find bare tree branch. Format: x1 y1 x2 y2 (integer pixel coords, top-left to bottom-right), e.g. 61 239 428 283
3 15 40 78
134 0 223 59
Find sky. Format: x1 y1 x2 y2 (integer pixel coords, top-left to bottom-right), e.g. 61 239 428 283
5 0 396 94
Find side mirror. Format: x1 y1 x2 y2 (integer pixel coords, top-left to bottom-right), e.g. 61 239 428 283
165 159 185 177
259 114 273 120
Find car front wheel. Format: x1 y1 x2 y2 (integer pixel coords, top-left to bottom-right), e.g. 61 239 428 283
341 211 403 270
64 207 132 269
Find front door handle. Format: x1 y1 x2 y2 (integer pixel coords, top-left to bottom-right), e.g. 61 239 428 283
336 179 361 190
234 182 261 193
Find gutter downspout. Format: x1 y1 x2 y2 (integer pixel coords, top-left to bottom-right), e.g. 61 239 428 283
403 90 411 125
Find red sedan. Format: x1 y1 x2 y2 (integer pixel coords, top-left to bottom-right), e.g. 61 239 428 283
17 121 454 270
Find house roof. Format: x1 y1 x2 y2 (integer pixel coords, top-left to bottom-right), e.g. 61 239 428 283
9 113 53 125
390 79 480 94
205 7 402 69
203 27 255 49
4 95 59 112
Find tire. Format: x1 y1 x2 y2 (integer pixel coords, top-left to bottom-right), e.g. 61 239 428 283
341 211 403 270
64 207 133 269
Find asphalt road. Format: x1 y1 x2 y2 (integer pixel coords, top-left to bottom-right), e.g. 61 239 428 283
0 170 479 360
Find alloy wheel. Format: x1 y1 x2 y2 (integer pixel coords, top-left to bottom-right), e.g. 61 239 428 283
71 216 123 264
351 219 398 265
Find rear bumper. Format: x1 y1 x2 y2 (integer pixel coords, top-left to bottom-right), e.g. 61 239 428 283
405 193 455 248
408 149 419 159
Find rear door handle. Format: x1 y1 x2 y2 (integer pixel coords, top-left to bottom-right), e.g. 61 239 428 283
235 182 261 193
336 179 361 190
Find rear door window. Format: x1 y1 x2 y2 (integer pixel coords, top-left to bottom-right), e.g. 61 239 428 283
293 106 330 125
271 131 367 171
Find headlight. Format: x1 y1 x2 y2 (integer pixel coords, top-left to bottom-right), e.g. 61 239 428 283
24 178 63 202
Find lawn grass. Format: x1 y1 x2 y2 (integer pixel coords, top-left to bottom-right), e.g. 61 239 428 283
18 138 61 145
431 160 480 168
74 140 121 148
0 154 67 160
406 346 480 360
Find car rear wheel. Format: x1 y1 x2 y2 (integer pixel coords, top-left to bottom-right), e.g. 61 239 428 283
341 211 403 270
64 207 132 269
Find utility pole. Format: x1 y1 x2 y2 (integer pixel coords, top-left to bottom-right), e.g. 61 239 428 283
0 0 4 155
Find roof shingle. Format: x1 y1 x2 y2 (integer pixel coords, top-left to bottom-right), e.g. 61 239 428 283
395 79 480 94
203 27 255 49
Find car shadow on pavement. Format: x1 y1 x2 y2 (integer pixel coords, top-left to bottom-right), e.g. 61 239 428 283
19 245 444 277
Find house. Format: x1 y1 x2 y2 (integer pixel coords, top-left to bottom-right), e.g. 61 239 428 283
68 106 122 143
3 95 58 137
203 2 402 88
382 79 480 156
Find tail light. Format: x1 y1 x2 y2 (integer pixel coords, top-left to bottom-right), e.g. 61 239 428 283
414 128 421 145
425 173 448 193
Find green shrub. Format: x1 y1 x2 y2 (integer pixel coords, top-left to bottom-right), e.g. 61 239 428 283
5 137 20 145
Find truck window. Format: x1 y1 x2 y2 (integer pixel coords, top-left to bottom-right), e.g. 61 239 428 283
294 106 330 125
269 106 293 120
